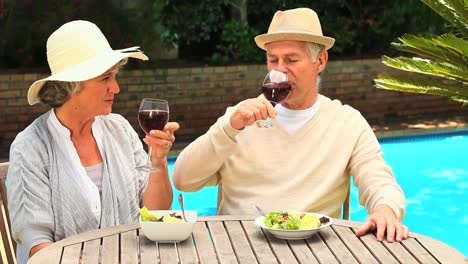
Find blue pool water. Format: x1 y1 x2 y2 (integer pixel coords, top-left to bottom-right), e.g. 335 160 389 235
169 131 468 256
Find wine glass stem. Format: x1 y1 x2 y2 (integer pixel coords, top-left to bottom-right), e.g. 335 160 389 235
147 146 160 173
264 117 274 128
264 101 276 128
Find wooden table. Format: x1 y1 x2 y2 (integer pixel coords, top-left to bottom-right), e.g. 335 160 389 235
28 215 466 264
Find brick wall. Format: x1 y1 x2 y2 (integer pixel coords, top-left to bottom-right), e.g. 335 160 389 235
0 58 466 160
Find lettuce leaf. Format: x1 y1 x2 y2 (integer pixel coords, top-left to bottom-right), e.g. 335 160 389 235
263 211 321 230
299 214 320 229
264 212 281 228
139 206 160 222
281 211 301 230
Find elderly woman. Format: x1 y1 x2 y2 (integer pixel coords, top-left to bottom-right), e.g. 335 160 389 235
7 20 179 263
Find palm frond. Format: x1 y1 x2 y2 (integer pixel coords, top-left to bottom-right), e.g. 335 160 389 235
391 34 467 68
375 72 468 103
382 56 468 83
390 43 441 60
377 0 467 104
421 0 468 35
442 0 468 26
434 33 468 59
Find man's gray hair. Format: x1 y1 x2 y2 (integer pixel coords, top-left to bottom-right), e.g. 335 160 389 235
306 42 325 61
306 42 325 91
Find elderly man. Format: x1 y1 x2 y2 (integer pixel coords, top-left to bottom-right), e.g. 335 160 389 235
173 8 409 242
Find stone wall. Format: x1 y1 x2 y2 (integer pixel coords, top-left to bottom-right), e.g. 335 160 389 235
0 59 466 160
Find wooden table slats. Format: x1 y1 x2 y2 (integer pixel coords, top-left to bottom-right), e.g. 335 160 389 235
331 225 379 264
159 243 178 264
176 237 199 264
263 231 299 264
120 230 139 263
401 238 440 264
305 232 339 264
415 234 464 263
192 221 218 264
241 220 278 264
138 231 157 263
319 225 359 263
382 239 420 263
101 233 119 263
28 216 466 264
224 220 258 264
81 238 100 263
207 221 239 263
60 242 81 264
357 230 400 263
287 239 319 264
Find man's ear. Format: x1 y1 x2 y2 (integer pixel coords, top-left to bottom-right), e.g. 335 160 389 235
317 50 328 73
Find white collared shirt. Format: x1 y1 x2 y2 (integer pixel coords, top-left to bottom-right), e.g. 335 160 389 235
47 110 102 224
275 96 321 135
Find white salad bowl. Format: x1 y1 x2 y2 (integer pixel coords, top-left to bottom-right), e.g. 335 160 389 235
254 212 333 240
139 210 197 242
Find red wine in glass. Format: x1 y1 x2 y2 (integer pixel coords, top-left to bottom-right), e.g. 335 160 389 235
138 110 169 134
258 70 290 128
138 98 169 172
262 81 291 106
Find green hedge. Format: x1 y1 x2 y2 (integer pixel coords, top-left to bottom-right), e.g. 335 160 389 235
0 0 445 69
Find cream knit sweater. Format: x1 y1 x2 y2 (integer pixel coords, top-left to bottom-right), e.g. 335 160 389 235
173 95 406 219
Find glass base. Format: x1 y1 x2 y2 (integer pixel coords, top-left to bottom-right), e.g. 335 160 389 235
256 118 274 128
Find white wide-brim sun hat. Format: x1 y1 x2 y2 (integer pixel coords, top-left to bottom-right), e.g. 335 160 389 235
254 8 335 50
27 20 149 105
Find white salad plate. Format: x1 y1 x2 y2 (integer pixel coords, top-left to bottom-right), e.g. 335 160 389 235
139 210 197 242
254 212 333 240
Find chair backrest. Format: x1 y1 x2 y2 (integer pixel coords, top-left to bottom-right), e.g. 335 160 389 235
0 162 17 264
342 187 350 220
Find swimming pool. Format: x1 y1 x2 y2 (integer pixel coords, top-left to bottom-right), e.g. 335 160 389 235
169 130 468 256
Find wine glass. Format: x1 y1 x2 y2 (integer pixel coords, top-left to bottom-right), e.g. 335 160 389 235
258 69 291 128
138 98 169 172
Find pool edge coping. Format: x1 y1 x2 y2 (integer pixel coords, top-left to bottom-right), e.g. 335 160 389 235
167 125 468 161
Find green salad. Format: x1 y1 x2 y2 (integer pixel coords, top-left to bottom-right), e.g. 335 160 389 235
264 211 321 230
139 206 184 222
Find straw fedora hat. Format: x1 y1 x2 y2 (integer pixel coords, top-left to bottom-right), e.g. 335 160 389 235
255 8 335 50
27 20 149 105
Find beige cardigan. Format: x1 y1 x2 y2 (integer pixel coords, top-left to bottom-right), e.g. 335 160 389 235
173 95 406 219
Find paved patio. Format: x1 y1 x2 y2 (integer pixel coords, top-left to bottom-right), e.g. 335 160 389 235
371 113 468 138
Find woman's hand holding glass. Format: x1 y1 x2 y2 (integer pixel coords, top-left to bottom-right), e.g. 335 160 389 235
138 98 179 172
143 122 179 160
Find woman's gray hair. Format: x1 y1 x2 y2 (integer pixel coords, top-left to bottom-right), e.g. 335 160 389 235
306 42 325 61
38 81 81 108
38 58 128 108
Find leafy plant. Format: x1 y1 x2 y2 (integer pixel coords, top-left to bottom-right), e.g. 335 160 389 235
155 0 227 47
0 0 450 68
247 0 445 56
374 0 468 104
210 20 264 64
0 0 156 69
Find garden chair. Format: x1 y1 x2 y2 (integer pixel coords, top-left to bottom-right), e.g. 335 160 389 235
0 162 17 264
342 188 350 220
